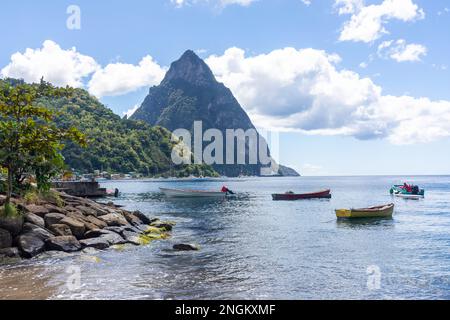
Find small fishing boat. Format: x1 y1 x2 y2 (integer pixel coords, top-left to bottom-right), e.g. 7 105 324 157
390 184 425 198
272 189 331 201
160 187 227 198
335 203 394 219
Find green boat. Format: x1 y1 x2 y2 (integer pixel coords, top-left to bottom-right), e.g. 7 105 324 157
390 184 425 198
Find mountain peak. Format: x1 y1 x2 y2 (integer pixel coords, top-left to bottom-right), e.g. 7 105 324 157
161 50 216 86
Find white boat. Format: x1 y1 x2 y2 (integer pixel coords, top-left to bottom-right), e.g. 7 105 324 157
159 187 227 198
394 193 423 200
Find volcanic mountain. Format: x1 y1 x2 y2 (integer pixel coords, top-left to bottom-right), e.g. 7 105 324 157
131 50 299 177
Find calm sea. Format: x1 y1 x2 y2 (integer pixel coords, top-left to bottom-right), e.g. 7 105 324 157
0 176 449 299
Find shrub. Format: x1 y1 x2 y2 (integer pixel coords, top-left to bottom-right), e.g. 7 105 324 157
1 203 18 217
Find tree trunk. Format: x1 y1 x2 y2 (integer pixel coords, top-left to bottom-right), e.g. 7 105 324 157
5 166 13 206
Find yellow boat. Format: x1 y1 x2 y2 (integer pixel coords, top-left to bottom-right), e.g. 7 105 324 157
335 203 394 219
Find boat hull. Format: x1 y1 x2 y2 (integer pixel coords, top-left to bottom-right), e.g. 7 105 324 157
335 203 394 219
394 193 423 200
160 188 226 198
272 189 331 201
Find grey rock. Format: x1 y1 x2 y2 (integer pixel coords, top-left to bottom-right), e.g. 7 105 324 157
173 243 200 251
84 215 107 228
76 205 98 217
48 224 73 236
0 247 21 258
17 233 45 258
22 223 54 240
0 228 12 249
44 204 68 215
151 222 174 231
0 215 24 236
84 229 126 245
23 204 49 218
122 230 141 245
44 212 66 228
131 211 152 225
60 217 85 239
79 237 110 250
24 212 45 228
45 236 81 252
98 213 128 227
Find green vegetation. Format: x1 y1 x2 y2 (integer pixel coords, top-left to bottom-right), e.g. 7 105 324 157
37 85 218 177
1 203 18 217
0 78 218 185
23 188 64 207
0 79 86 207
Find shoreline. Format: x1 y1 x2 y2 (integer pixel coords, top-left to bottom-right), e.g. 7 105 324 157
0 191 175 262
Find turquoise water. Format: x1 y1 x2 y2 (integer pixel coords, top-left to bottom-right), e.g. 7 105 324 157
1 176 449 299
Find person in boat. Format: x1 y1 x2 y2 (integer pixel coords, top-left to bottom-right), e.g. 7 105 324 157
403 183 412 193
221 186 235 195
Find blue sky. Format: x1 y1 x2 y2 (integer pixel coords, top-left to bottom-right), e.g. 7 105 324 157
1 0 449 175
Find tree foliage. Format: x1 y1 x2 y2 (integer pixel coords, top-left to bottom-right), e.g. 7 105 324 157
0 79 86 205
37 86 217 178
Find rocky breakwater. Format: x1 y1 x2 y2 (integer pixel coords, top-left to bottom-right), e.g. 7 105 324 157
0 192 174 260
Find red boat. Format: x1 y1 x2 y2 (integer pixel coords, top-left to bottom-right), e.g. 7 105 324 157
272 189 331 201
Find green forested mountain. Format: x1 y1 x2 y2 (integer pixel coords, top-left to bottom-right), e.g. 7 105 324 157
1 79 217 177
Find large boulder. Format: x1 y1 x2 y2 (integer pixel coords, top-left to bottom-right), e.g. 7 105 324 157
98 213 128 227
48 224 72 236
122 230 142 245
150 221 174 232
76 206 98 217
45 236 81 252
0 228 12 249
24 212 45 229
131 211 152 225
104 225 140 236
84 215 107 229
79 237 110 250
122 211 144 226
84 229 126 245
0 215 24 236
0 247 21 258
89 205 109 217
17 233 45 258
23 205 49 218
22 223 54 240
60 217 85 239
44 212 66 228
44 204 68 215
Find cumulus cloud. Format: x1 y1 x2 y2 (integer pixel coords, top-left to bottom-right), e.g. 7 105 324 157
377 39 427 62
88 56 166 98
0 40 99 87
337 0 425 43
334 0 364 15
123 104 140 119
206 47 450 144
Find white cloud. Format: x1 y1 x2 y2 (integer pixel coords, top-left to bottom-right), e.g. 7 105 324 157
88 56 166 97
301 0 312 6
0 40 99 87
123 104 140 119
334 0 364 15
377 39 427 62
337 0 425 43
205 47 450 144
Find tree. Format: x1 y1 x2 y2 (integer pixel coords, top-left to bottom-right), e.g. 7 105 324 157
0 79 86 206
